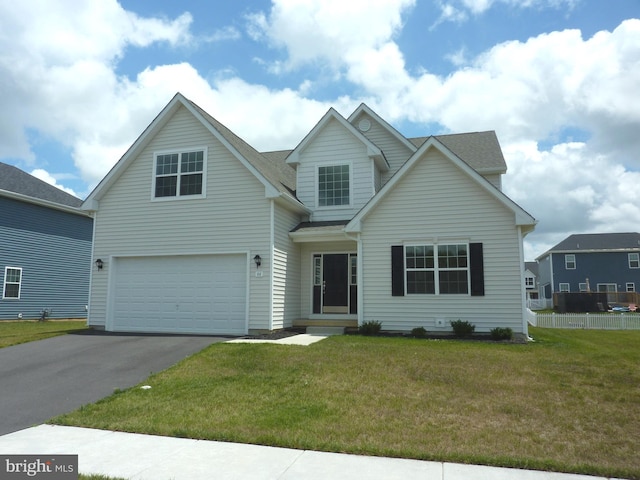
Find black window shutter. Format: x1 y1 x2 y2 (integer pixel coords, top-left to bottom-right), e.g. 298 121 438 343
470 242 485 296
391 245 405 296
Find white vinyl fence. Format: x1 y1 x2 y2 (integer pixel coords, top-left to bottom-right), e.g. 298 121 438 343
530 312 640 330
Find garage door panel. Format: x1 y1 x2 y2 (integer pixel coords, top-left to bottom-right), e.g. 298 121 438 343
110 254 247 335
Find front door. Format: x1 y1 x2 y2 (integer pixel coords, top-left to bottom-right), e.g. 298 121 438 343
313 253 356 314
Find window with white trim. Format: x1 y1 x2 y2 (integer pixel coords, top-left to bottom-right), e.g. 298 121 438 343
626 282 635 292
579 282 588 292
318 164 349 206
565 254 576 270
405 244 469 294
154 149 205 198
525 276 534 287
559 283 570 292
629 253 639 269
3 267 22 299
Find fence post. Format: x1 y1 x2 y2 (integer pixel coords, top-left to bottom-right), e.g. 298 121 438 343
585 312 589 329
622 313 626 330
552 312 555 328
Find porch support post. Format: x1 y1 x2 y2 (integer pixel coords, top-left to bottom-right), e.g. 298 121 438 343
356 233 363 326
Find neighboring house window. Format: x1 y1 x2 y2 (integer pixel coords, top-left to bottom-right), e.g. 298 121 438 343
626 283 635 292
597 283 617 292
579 282 587 292
525 276 534 287
404 244 469 294
154 149 205 199
318 164 350 206
565 254 576 270
3 267 22 299
559 283 570 292
629 253 640 269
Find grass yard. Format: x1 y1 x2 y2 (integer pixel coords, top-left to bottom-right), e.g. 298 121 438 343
53 328 640 479
0 320 88 348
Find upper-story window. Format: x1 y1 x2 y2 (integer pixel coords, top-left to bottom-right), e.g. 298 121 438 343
565 254 576 270
525 276 534 287
629 253 640 269
318 164 350 207
154 149 206 199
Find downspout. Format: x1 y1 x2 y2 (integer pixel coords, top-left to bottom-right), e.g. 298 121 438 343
356 232 363 326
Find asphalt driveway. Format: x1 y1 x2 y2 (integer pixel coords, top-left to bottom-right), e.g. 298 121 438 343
0 330 225 435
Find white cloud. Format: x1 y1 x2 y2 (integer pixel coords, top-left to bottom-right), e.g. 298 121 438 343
434 0 580 25
30 169 78 197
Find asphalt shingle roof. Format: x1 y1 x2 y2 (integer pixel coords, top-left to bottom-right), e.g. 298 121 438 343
0 162 82 207
546 233 640 252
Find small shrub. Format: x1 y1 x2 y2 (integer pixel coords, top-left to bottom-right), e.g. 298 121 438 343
411 326 428 338
450 320 475 338
490 327 513 341
359 320 382 336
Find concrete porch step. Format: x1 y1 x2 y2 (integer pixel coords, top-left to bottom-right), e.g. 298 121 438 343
305 326 345 335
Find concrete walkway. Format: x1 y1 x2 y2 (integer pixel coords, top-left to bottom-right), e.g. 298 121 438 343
0 425 616 480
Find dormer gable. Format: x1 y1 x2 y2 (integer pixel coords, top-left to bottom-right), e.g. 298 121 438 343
287 108 389 172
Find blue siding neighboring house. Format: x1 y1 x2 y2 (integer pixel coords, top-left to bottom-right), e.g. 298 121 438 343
0 163 93 320
536 233 640 299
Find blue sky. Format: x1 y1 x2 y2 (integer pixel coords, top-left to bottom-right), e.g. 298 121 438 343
1 0 639 259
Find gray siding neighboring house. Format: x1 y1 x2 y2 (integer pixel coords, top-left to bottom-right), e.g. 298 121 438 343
83 93 536 337
536 232 640 298
0 163 93 320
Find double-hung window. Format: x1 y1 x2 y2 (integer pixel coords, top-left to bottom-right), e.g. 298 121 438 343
629 253 640 269
3 267 22 299
154 149 205 199
318 164 350 207
565 254 576 270
405 244 469 294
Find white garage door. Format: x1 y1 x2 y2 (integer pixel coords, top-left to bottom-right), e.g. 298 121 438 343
109 254 247 335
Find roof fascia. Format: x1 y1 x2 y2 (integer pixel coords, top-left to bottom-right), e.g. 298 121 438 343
348 103 417 153
287 108 388 171
1 189 91 217
346 137 536 233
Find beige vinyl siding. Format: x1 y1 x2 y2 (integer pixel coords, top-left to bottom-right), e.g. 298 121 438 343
354 113 414 185
272 203 302 328
296 118 375 221
359 147 525 333
89 105 272 331
299 240 357 318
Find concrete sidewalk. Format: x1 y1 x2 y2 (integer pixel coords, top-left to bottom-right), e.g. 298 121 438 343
0 425 614 480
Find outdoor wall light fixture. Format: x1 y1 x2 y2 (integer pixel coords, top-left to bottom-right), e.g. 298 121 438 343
253 255 262 268
95 258 104 270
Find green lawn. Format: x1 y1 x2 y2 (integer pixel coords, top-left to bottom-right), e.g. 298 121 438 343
0 320 88 348
52 328 640 479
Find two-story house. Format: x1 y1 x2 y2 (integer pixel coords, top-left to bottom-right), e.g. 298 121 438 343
0 163 93 320
536 232 640 302
82 93 536 336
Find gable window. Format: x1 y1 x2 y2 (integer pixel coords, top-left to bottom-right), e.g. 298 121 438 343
525 276 534 287
559 283 570 292
3 267 22 299
565 254 576 270
154 149 205 199
318 164 349 207
404 244 469 295
629 253 640 269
